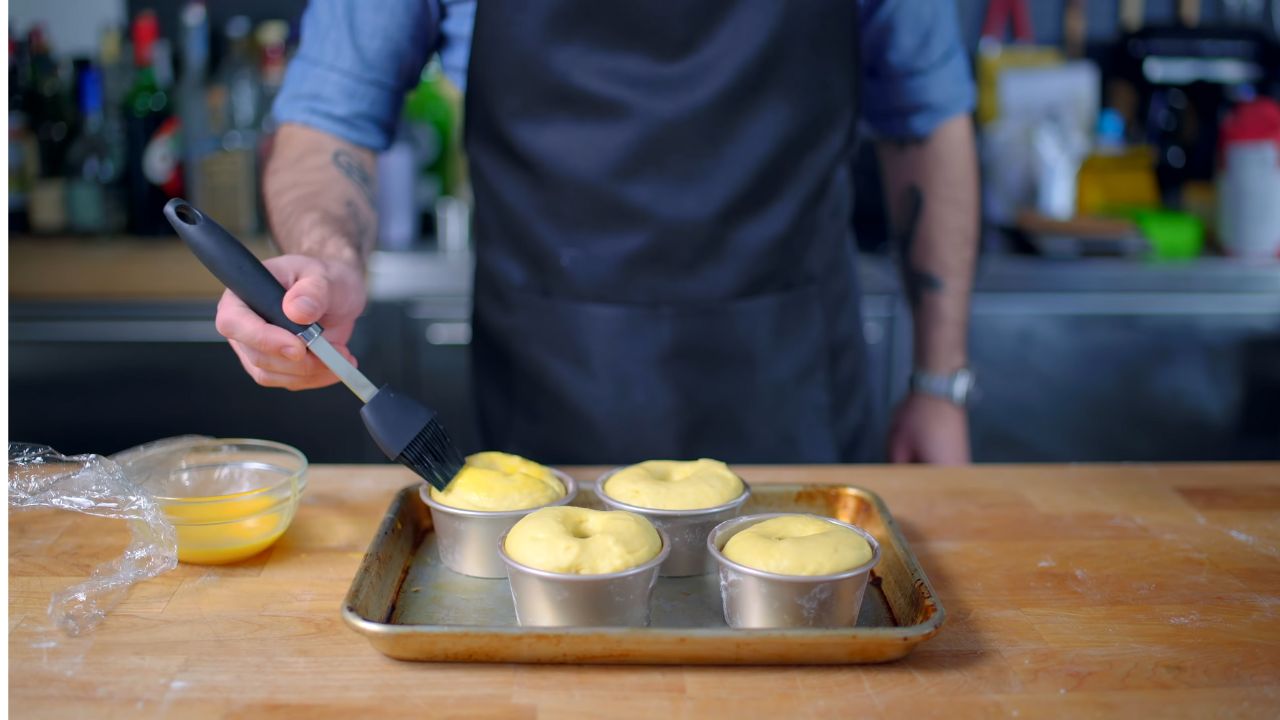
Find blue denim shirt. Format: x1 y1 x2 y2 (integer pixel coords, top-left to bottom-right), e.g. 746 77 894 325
273 0 975 151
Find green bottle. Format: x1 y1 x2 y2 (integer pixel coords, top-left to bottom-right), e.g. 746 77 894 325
404 59 461 205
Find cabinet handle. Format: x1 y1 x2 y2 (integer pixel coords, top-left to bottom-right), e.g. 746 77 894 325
425 322 471 346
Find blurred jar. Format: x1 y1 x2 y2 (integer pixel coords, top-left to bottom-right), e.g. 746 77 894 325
1218 98 1280 260
1076 109 1160 218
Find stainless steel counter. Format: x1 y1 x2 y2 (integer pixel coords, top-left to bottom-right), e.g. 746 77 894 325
364 250 1280 300
11 251 1280 463
971 255 1280 294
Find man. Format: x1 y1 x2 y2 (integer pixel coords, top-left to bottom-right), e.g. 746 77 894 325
216 0 979 465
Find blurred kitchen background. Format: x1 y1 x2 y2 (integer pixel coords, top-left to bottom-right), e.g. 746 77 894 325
9 0 1280 463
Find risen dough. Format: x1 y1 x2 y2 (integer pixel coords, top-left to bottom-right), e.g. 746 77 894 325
722 515 872 575
504 506 662 574
602 459 743 511
430 451 564 512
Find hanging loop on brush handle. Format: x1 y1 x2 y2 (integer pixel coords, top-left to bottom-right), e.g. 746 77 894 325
163 198 310 335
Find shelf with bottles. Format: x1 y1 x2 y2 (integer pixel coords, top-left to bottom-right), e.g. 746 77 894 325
10 5 469 256
9 6 297 240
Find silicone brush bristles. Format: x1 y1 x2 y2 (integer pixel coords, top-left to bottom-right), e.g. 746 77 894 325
397 419 466 491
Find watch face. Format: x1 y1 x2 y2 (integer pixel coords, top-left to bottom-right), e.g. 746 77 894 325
912 369 975 406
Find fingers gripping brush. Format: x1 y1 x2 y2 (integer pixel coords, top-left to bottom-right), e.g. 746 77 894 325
164 198 465 491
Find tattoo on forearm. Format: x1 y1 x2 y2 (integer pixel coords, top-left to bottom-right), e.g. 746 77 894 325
894 185 944 308
332 149 376 207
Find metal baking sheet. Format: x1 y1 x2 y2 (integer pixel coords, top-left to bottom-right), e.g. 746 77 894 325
342 482 945 664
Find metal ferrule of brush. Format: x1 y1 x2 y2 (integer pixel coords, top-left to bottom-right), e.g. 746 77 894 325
296 325 323 345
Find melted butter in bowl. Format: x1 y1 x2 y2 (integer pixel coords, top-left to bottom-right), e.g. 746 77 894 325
122 438 308 565
160 486 300 565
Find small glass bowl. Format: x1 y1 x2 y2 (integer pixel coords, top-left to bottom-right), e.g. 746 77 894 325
118 438 308 565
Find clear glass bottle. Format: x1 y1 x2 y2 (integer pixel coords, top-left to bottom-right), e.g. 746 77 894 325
28 25 74 178
9 32 39 231
179 1 214 208
66 65 126 233
198 15 261 234
217 15 262 149
255 19 290 116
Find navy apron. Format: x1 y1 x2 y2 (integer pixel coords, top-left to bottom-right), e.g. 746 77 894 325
464 0 873 465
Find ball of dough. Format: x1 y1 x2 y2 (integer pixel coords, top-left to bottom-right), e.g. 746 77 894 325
430 451 565 512
722 515 872 575
602 459 743 511
504 506 662 574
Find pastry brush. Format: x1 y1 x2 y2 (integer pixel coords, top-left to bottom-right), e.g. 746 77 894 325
163 198 464 491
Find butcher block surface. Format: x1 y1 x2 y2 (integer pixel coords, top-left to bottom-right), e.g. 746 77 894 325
9 463 1280 718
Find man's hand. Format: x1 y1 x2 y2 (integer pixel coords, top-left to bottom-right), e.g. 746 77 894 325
887 393 970 465
223 124 378 391
215 254 367 390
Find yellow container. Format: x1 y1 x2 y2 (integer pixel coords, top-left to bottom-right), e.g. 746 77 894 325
122 438 308 564
1075 146 1161 217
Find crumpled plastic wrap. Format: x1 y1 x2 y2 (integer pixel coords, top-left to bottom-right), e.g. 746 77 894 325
7 438 198 635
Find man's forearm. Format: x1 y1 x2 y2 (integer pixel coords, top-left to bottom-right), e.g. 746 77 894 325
875 114 979 374
263 123 379 270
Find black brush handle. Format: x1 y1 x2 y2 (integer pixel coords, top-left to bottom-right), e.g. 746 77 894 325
163 198 308 335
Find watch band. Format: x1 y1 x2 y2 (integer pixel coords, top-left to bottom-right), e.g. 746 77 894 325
909 367 977 407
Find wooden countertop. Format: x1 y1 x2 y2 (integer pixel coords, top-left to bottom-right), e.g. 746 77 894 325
10 464 1280 718
8 237 272 300
15 237 1280 304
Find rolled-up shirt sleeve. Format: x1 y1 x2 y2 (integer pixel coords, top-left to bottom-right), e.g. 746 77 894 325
272 0 441 151
438 0 475 93
859 0 976 140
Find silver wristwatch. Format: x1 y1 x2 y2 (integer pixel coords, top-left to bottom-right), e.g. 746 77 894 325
908 367 976 407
